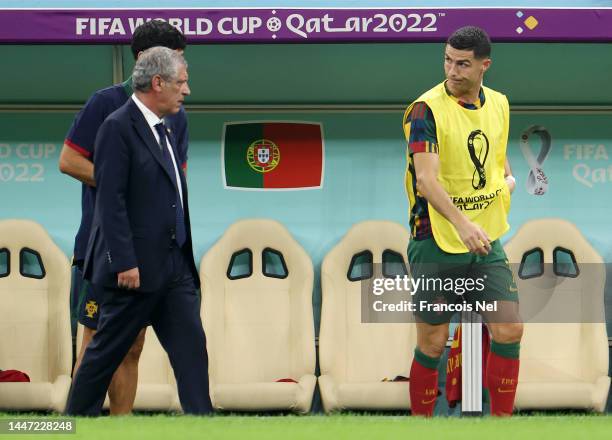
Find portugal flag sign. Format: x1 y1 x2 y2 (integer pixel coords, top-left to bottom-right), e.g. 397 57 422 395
223 122 324 190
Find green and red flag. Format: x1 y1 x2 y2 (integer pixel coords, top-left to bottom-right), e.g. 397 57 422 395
223 121 324 190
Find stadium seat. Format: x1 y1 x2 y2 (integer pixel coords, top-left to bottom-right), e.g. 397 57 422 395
200 219 316 413
76 324 180 412
504 218 610 412
318 220 416 413
0 219 72 412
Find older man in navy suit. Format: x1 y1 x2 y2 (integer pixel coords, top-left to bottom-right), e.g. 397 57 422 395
66 47 212 416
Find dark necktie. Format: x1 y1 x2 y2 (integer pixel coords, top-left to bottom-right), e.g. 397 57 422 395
154 122 186 248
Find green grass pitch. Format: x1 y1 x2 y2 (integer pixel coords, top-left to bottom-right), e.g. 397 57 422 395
2 414 612 440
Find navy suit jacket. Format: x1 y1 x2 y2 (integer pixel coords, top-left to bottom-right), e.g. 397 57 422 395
83 98 199 292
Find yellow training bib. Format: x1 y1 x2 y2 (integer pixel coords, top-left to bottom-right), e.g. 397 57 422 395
404 82 511 253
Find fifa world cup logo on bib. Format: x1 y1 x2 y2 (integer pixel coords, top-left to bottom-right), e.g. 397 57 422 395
467 129 490 190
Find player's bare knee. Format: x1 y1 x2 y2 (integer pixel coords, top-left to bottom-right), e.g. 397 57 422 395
124 344 143 365
491 322 523 344
125 331 146 363
418 324 449 358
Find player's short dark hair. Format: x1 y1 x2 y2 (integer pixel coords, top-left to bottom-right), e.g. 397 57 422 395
447 26 491 59
131 20 187 59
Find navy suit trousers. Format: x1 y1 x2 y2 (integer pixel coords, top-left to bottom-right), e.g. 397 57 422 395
65 247 213 415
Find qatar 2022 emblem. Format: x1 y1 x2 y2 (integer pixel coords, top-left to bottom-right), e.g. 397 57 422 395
247 139 280 173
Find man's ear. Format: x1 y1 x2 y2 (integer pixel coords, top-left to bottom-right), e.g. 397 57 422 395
482 58 492 73
151 75 163 92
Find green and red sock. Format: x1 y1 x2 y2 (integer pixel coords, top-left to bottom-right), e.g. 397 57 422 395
486 340 520 416
409 348 441 417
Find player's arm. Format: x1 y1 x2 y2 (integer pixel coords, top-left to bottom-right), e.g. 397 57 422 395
58 144 95 187
504 158 515 194
413 153 491 255
59 92 111 187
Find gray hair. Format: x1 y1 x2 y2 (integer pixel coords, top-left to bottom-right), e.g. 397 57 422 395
132 46 187 92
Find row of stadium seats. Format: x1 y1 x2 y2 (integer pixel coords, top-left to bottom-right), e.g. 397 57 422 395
0 218 609 413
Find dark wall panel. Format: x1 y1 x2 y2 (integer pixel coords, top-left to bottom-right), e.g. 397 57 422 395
0 46 114 104
0 43 610 106
121 43 612 106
